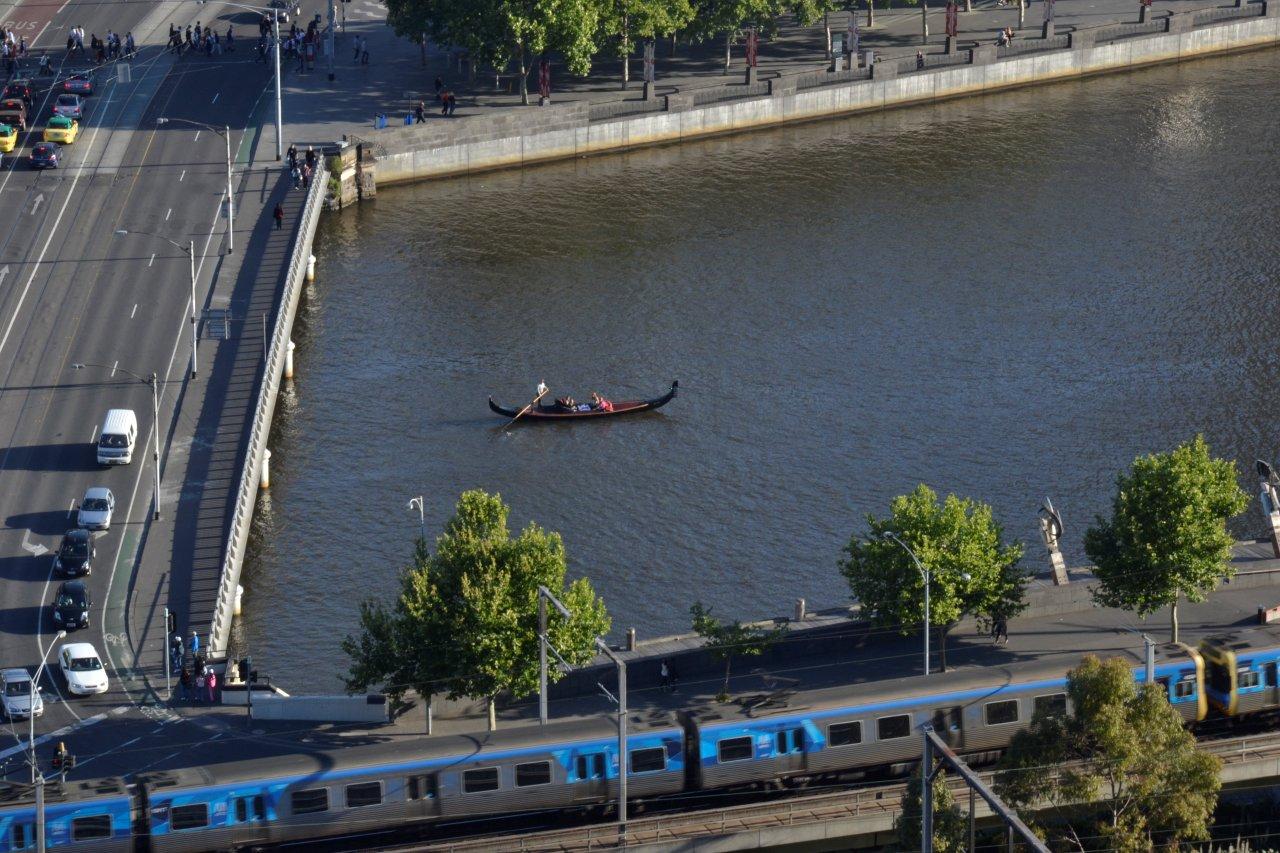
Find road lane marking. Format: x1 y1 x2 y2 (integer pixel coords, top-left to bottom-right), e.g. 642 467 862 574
65 500 74 519
193 130 200 142
165 207 171 220
19 530 47 557
90 424 97 442
211 92 219 104
179 169 185 182
29 193 42 214
110 360 117 377
0 712 108 762
148 252 155 267
130 303 137 319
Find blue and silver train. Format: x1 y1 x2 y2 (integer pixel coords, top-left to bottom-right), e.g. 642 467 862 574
1 624 1277 852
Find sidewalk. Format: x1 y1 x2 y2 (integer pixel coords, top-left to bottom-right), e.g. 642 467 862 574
275 0 1246 147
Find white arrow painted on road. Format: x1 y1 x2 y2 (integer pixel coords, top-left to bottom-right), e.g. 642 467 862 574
20 530 47 557
0 266 10 287
30 193 43 215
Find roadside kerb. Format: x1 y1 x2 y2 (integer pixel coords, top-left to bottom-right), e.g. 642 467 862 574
208 168 326 654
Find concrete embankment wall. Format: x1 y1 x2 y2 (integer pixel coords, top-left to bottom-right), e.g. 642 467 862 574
366 9 1280 185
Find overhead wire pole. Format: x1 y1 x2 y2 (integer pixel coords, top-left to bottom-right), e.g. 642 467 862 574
195 0 283 158
919 724 1050 853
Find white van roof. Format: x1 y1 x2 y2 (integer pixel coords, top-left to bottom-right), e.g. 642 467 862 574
101 409 137 435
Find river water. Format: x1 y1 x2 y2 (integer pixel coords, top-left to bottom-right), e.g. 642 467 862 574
241 49 1280 690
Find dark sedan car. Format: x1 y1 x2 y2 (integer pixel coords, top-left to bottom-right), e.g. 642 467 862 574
51 529 93 577
62 73 92 96
51 581 91 630
30 142 57 169
3 81 32 106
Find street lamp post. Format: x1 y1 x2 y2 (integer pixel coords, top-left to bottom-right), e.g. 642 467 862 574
30 631 65 785
196 0 283 159
115 230 198 378
73 364 162 520
883 532 931 676
407 496 425 541
155 119 235 253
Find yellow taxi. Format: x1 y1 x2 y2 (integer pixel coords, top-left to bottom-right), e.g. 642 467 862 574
43 115 78 144
0 124 15 153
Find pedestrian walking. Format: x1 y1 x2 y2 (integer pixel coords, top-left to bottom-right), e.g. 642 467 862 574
273 202 284 229
194 669 205 703
414 101 425 123
659 660 671 692
447 93 457 116
302 164 311 189
170 633 183 671
304 145 315 169
360 37 369 65
179 665 192 700
189 630 200 656
434 75 444 96
993 617 1009 645
205 667 218 703
440 91 449 115
916 50 924 70
291 164 301 188
194 651 207 677
287 143 297 169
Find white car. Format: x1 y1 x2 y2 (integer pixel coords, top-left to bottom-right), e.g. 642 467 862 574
58 643 107 695
76 487 114 531
0 668 42 719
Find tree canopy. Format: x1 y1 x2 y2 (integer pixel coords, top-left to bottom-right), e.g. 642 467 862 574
839 484 1026 670
895 765 967 852
995 655 1221 851
1084 435 1248 642
690 601 786 700
342 489 610 728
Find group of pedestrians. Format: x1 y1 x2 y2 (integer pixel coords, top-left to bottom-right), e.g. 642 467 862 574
63 26 134 65
167 22 233 57
0 31 29 75
170 629 220 704
286 143 317 192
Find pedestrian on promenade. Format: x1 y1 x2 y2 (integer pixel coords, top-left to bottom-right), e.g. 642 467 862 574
304 145 316 169
170 633 183 672
189 630 200 656
660 660 671 692
993 617 1009 645
447 93 457 116
226 25 234 51
179 665 192 700
194 669 205 703
273 202 284 229
302 164 311 189
205 667 218 703
352 37 360 62
194 651 207 677
291 164 301 188
916 50 924 70
440 91 450 116
434 76 444 96
360 38 369 65
414 101 425 123
286 143 297 169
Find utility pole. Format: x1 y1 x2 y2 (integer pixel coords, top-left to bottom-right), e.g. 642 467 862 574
35 774 44 853
273 13 283 159
326 0 335 80
223 126 234 252
150 373 161 520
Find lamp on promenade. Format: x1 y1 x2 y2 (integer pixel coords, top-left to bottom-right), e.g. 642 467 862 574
155 118 235 253
72 364 163 520
195 0 284 160
407 495 425 541
882 531 932 676
114 230 199 378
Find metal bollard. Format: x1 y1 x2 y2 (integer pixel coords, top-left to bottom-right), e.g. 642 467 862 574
284 340 295 380
260 449 271 490
626 628 637 652
306 254 316 282
794 598 806 622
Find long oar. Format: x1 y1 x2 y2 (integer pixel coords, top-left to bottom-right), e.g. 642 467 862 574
506 389 548 428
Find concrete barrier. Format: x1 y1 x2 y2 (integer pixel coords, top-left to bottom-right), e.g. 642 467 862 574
246 693 390 723
365 11 1280 187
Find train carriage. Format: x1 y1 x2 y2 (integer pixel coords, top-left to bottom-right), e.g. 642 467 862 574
0 777 132 853
1201 624 1280 717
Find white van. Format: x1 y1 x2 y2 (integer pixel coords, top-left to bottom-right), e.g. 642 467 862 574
96 409 137 465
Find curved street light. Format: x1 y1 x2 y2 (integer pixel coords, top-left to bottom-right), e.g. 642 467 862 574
155 118 235 253
114 229 198 379
195 0 284 160
882 531 932 676
72 363 162 520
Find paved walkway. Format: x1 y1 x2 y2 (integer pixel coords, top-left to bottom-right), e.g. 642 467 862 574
275 0 1251 147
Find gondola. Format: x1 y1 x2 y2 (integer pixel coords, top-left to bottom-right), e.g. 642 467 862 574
489 381 678 421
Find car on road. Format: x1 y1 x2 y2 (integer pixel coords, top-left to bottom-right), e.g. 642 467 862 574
43 115 77 144
52 528 94 577
51 581 91 630
0 98 27 130
30 141 58 169
0 124 16 153
0 669 43 720
58 642 107 695
62 73 92 96
76 487 114 531
51 93 83 120
2 81 31 107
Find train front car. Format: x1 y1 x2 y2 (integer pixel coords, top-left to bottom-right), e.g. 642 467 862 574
1201 624 1280 718
1139 641 1207 722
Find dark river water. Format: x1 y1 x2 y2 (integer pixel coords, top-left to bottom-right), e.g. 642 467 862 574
240 49 1280 690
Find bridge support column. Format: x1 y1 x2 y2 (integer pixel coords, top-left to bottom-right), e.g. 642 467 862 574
260 449 271 490
285 340 296 381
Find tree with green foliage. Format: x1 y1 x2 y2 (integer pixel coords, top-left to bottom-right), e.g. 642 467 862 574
1085 435 1248 643
896 764 967 852
690 602 786 701
688 0 781 73
599 0 694 87
343 489 610 730
839 484 1026 672
996 655 1221 851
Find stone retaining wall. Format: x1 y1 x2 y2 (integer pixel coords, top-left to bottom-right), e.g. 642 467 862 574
362 7 1280 185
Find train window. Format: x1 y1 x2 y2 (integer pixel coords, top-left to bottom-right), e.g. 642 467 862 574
71 815 112 841
828 721 862 746
1207 660 1231 693
463 767 501 793
876 715 910 740
984 700 1019 726
291 788 330 815
171 804 209 831
407 774 437 800
346 782 383 808
1239 668 1261 689
1033 694 1067 718
1156 677 1171 695
516 762 552 787
10 823 30 849
1175 678 1196 698
718 736 753 762
630 748 666 774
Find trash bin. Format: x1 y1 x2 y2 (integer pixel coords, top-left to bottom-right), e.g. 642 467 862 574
374 113 387 129
403 114 412 125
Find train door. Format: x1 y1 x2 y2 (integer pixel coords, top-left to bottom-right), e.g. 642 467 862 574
774 726 807 773
231 794 269 846
8 821 35 851
1266 662 1279 708
574 752 608 803
932 707 964 749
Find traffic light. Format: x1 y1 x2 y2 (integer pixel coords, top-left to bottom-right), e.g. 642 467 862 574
51 742 67 771
166 611 176 635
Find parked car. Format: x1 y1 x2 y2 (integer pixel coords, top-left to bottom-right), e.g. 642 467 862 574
51 93 83 119
0 669 42 720
62 73 92 96
52 528 94 577
76 487 114 531
30 141 57 169
58 643 107 695
51 581 91 631
0 124 16 153
43 115 77 144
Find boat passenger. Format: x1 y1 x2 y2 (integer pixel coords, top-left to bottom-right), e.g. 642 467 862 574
592 393 614 412
557 396 576 411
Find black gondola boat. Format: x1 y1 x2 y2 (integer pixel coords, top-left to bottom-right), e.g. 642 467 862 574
489 381 678 421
